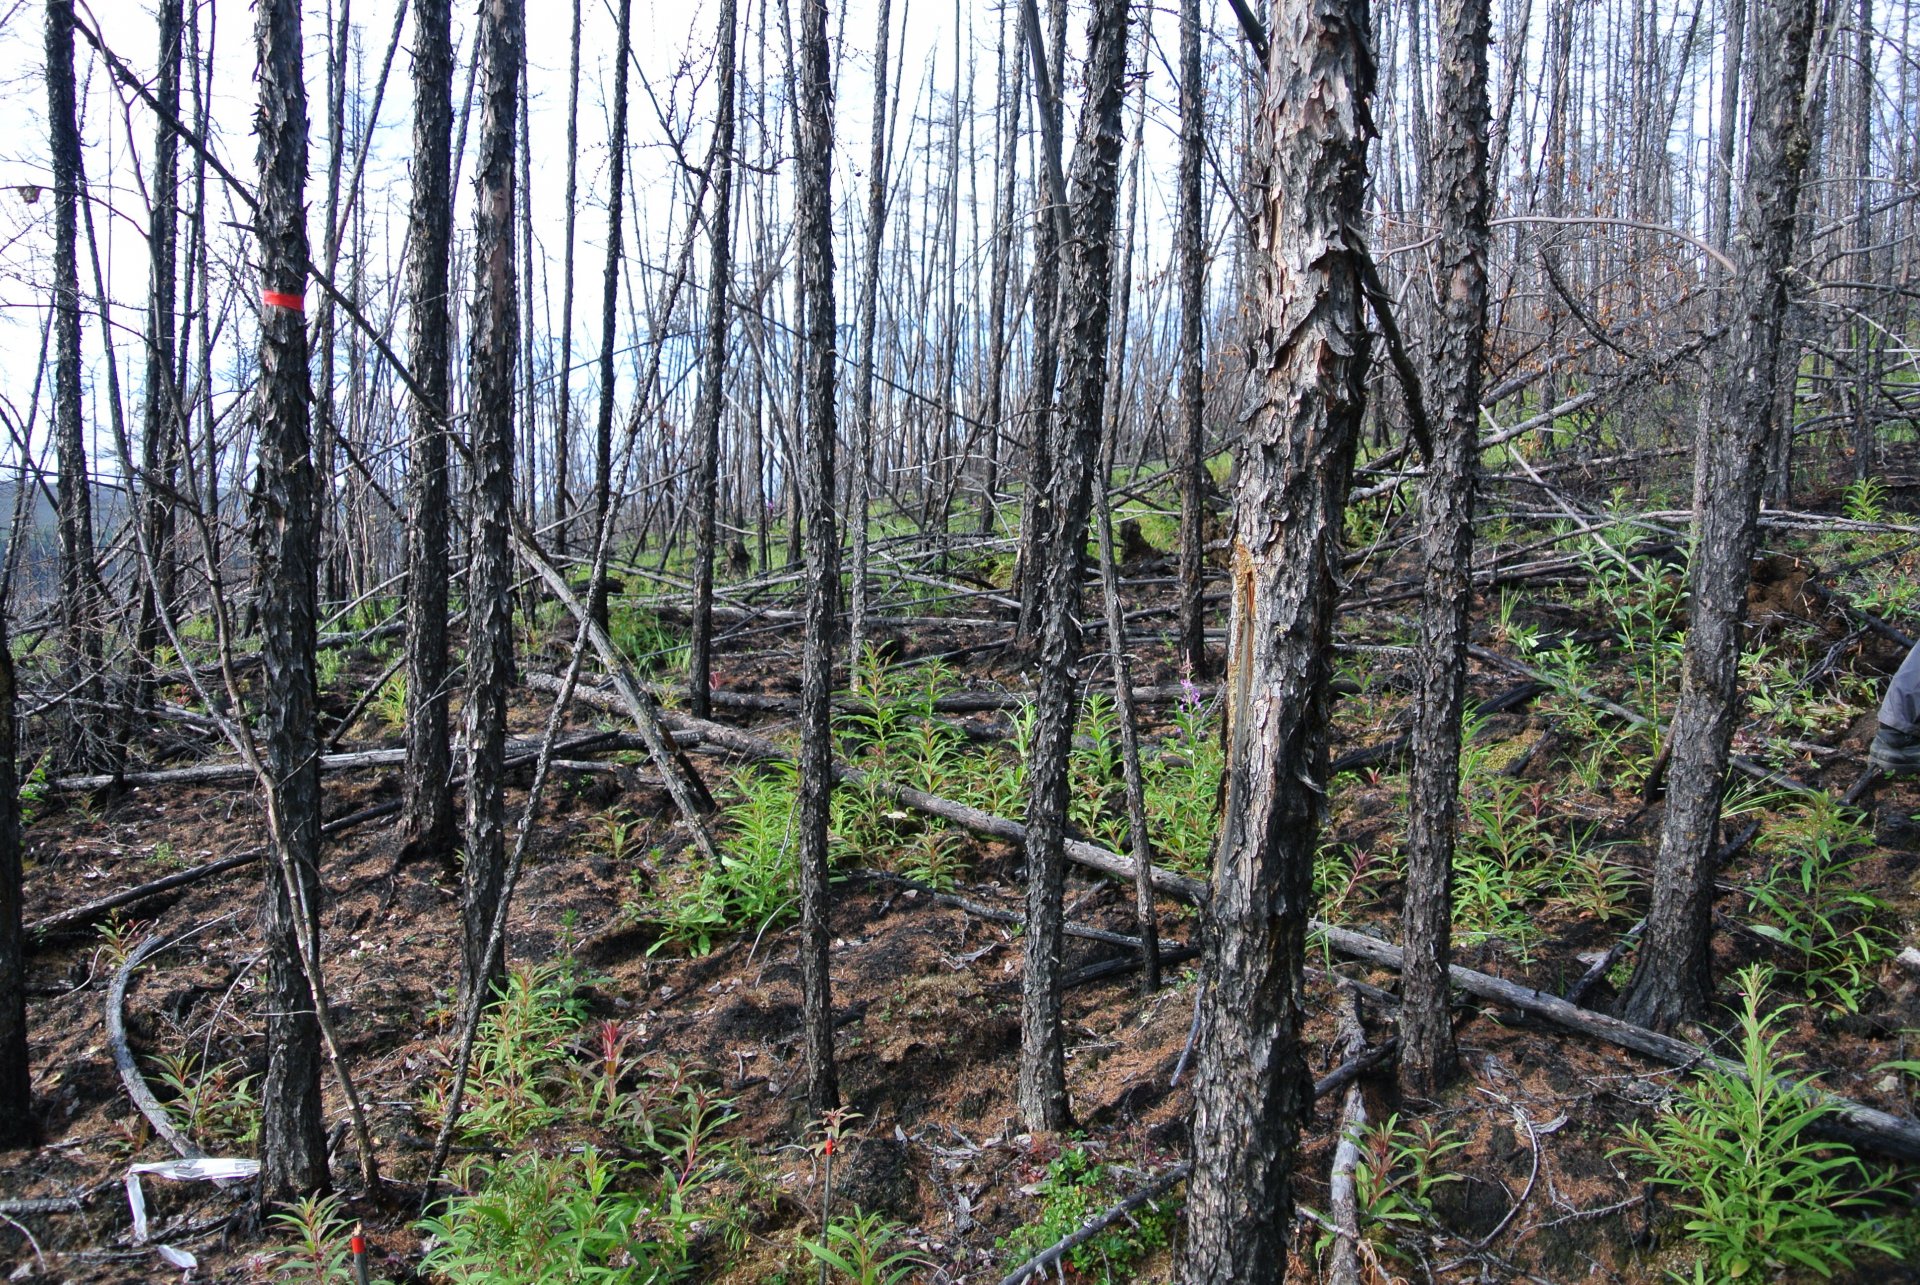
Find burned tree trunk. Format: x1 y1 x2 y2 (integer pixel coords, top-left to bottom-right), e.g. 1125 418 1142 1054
462 0 524 1005
978 12 1023 537
45 0 103 768
1622 0 1818 1034
1175 0 1211 680
1400 0 1492 1097
403 0 456 863
0 610 26 1147
588 0 633 632
1018 0 1132 1133
251 0 329 1205
553 0 581 558
1180 0 1375 1275
1013 0 1069 649
794 0 841 1117
135 0 185 708
847 0 893 684
689 0 738 721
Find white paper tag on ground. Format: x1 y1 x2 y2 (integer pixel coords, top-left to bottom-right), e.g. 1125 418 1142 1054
124 1156 260 1266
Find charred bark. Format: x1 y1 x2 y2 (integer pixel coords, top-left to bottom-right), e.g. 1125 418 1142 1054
794 0 841 1117
403 0 456 863
0 611 26 1147
1401 0 1491 1097
251 0 328 1205
135 0 185 708
587 0 633 632
1013 0 1069 649
689 0 739 721
1179 0 1375 1275
1018 0 1131 1133
45 0 104 770
1621 0 1818 1034
461 0 524 1005
1175 0 1211 680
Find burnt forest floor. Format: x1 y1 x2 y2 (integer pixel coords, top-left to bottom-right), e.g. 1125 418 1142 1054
5 478 1920 1283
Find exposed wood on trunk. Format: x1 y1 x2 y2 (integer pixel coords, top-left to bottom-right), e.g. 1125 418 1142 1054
1180 0 1375 1274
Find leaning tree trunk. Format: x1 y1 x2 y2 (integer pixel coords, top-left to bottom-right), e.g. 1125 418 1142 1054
403 0 456 863
587 0 633 632
1018 0 1132 1134
45 0 104 771
794 0 841 1117
1174 0 1211 680
1400 0 1492 1097
136 0 184 709
847 0 893 686
978 14 1023 537
1621 0 1818 1034
1013 0 1069 649
461 0 523 1007
252 0 329 1205
1179 0 1375 1277
689 0 738 721
552 0 581 559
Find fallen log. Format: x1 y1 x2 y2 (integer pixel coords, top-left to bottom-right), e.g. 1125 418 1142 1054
42 729 690 794
1312 921 1920 1164
561 679 1920 1164
600 691 1210 904
28 852 258 943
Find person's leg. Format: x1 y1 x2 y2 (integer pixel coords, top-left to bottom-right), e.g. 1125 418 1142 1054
1873 642 1920 771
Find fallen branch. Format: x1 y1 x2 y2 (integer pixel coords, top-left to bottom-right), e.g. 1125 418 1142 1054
29 852 257 943
43 729 686 794
852 870 1180 952
1326 992 1369 1285
598 690 1210 903
1311 920 1920 1164
105 934 202 1160
995 1162 1192 1285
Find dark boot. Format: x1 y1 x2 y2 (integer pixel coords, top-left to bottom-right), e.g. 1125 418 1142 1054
1870 724 1920 774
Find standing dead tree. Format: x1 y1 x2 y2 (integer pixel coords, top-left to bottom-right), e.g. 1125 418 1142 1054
461 0 525 1006
794 0 842 1117
1180 0 1375 1275
1401 0 1493 1095
45 0 105 772
403 0 456 864
251 0 330 1206
689 0 739 721
1622 0 1819 1034
1018 0 1132 1134
135 0 185 709
1175 0 1211 680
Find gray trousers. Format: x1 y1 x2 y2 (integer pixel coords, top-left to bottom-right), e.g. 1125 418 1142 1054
1882 642 1920 733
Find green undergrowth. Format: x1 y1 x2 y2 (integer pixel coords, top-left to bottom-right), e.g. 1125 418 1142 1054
400 961 747 1283
632 648 1225 953
1614 965 1909 1281
997 1143 1179 1283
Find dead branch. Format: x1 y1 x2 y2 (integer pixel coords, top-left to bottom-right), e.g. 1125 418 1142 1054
106 933 203 1160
